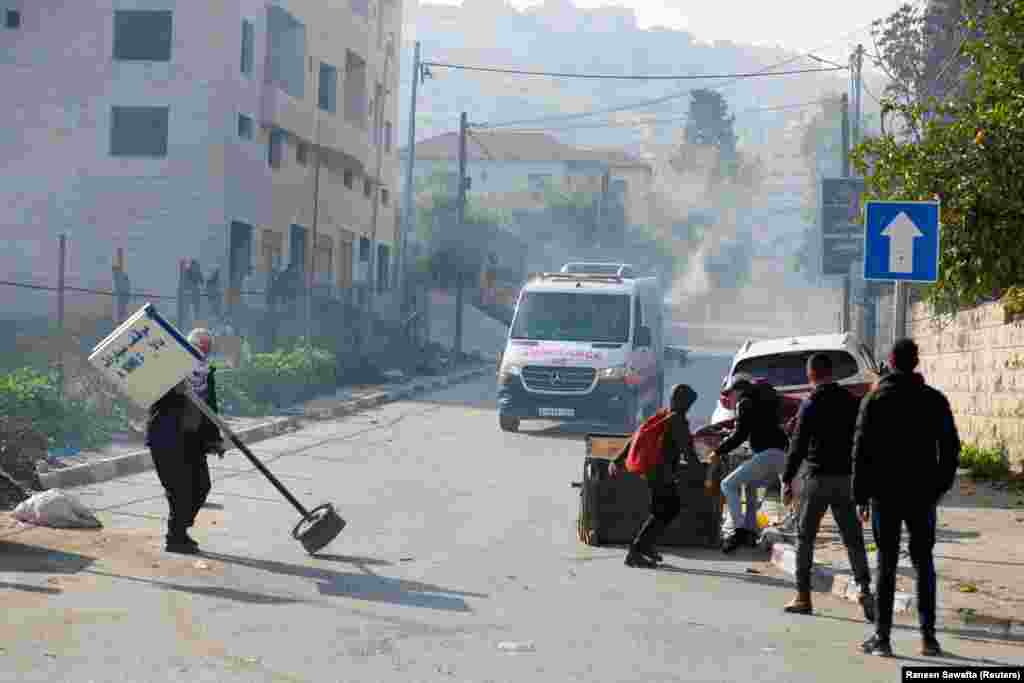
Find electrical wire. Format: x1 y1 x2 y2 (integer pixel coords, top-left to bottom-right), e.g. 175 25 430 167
499 99 832 134
421 61 845 81
472 19 879 130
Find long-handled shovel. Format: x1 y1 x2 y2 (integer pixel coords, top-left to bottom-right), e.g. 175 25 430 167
183 385 346 555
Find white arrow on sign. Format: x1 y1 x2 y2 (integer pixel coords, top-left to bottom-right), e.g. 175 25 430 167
881 211 924 273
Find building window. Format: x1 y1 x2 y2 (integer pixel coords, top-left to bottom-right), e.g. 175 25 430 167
237 114 253 140
384 121 392 152
364 179 372 199
110 106 169 158
343 169 354 189
296 141 308 165
113 10 173 61
318 62 337 113
376 244 390 292
380 189 389 206
5 9 20 29
268 128 285 169
359 237 371 262
240 20 255 75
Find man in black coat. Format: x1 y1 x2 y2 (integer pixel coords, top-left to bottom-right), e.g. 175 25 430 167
145 329 225 554
781 353 873 621
853 338 960 658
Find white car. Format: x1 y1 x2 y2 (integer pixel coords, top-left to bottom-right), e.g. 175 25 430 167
709 332 880 427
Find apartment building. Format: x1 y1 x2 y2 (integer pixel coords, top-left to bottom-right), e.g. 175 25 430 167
0 0 403 324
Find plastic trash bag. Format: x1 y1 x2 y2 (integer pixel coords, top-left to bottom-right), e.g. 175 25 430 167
13 489 102 529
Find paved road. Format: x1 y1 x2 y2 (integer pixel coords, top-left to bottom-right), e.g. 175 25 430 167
2 371 1021 682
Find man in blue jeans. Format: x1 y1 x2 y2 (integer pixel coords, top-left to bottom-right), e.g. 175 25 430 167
708 375 789 553
852 339 960 658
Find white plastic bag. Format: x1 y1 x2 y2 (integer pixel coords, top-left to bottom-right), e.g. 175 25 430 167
13 489 102 529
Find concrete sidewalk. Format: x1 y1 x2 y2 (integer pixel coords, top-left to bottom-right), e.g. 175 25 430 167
758 478 1024 642
37 363 493 491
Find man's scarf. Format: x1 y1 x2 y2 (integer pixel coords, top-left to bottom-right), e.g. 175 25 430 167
189 358 211 399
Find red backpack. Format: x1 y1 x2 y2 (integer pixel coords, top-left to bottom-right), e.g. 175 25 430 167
625 409 675 476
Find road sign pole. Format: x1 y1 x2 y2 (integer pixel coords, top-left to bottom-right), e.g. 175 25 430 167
892 280 907 344
841 273 851 333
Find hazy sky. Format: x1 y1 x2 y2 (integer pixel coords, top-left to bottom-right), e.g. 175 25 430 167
420 0 912 57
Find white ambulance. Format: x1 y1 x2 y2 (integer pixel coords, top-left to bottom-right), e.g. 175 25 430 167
496 265 665 433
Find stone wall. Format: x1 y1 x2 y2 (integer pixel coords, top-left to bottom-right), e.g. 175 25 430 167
910 300 1024 469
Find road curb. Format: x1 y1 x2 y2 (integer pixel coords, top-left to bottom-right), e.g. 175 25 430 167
39 364 492 491
766 540 1023 641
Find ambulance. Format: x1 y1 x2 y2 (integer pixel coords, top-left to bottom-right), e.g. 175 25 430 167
496 264 665 433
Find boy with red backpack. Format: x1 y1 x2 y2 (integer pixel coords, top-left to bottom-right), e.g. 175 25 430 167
608 384 699 568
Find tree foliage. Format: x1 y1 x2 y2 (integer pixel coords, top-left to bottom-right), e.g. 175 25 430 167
853 0 1024 314
868 1 971 139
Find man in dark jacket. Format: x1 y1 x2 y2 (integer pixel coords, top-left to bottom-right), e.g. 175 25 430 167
145 329 225 554
609 384 698 568
781 353 874 621
853 338 960 658
709 375 789 552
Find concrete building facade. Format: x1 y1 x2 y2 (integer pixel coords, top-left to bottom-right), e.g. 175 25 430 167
0 0 403 328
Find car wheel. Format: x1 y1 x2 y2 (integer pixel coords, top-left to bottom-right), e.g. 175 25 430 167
499 415 520 433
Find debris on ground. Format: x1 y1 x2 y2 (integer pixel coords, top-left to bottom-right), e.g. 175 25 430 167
12 489 102 529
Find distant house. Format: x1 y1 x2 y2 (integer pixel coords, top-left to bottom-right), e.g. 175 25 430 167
399 131 653 232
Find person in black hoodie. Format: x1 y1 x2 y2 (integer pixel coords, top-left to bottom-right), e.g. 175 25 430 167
609 384 698 568
780 353 874 621
853 338 960 658
145 328 226 554
708 375 789 553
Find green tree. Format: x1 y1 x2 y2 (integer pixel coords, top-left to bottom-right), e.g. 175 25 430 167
683 89 738 180
867 1 971 139
852 0 1024 315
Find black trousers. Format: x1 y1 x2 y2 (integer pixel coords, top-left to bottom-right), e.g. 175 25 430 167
872 500 938 639
795 475 871 593
633 477 682 552
151 434 212 539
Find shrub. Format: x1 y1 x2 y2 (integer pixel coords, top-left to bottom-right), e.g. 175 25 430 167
0 368 120 450
960 443 1011 480
217 341 336 416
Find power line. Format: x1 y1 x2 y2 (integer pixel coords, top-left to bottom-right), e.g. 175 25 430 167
501 99 832 133
422 61 845 81
474 20 879 130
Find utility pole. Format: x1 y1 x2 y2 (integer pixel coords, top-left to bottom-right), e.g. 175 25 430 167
57 233 66 402
306 109 322 367
840 92 851 334
453 111 468 366
399 41 421 315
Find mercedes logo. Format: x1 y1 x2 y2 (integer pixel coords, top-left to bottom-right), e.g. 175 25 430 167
551 372 561 384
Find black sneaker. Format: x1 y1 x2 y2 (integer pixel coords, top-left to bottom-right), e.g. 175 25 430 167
165 541 200 555
861 634 892 657
921 635 942 657
625 551 658 568
638 547 663 563
721 530 747 554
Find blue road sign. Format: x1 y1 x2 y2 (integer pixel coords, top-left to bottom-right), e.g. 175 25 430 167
863 201 940 282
